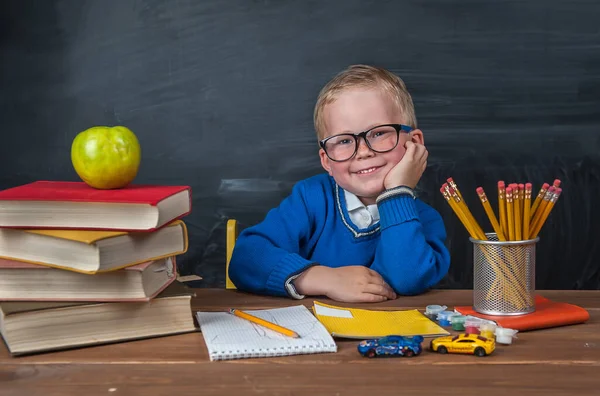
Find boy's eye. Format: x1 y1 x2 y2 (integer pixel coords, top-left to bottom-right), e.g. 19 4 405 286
336 139 353 145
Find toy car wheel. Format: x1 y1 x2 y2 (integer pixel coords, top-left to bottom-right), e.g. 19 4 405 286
404 349 415 357
366 349 376 358
474 347 486 357
437 346 448 354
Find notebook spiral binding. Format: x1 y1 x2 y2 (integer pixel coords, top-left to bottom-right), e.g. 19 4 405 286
211 343 337 361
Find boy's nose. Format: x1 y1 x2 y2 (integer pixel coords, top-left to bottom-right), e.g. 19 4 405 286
355 137 374 158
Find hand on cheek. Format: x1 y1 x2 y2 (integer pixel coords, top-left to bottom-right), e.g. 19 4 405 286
383 135 428 190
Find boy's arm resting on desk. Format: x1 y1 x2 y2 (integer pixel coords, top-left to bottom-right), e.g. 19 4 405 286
371 190 450 295
228 183 317 298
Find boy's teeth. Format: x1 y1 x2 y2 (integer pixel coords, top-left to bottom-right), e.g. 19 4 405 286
358 167 376 174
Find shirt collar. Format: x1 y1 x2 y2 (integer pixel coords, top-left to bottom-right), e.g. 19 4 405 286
343 189 380 220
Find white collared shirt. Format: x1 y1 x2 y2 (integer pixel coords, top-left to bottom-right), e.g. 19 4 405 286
344 189 380 229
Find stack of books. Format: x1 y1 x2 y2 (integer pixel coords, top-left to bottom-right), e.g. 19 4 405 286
0 181 198 356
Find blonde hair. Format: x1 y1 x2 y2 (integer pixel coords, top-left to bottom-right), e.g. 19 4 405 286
313 65 417 140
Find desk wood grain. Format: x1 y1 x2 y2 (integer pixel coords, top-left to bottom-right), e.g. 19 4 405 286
1 289 599 396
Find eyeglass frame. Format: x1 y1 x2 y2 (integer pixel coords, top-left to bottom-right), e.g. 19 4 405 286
319 123 413 162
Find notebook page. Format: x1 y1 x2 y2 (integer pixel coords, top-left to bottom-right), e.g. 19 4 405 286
313 301 450 338
196 305 337 361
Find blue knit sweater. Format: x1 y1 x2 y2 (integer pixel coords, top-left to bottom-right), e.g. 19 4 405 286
229 173 450 297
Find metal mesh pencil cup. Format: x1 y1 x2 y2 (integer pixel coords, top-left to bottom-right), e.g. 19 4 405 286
469 233 539 316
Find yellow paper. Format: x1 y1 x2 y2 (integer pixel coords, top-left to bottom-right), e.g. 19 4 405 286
313 301 450 339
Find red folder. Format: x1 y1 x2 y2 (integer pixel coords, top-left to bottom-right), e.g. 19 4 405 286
454 295 590 331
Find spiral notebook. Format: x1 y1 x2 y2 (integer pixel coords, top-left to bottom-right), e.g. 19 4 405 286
196 305 337 361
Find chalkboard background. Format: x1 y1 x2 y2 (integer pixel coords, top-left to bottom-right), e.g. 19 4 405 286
1 0 599 290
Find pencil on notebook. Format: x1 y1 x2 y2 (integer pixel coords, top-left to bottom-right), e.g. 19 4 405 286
229 308 300 338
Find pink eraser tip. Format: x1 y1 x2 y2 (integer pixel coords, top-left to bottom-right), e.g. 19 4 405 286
498 181 505 187
442 182 448 188
518 183 525 188
440 187 446 193
506 187 513 193
542 183 550 189
555 188 562 194
476 187 484 194
548 186 556 192
525 183 532 189
447 177 454 183
554 179 561 184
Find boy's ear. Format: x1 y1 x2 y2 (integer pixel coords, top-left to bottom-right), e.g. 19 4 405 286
410 129 424 145
319 149 333 175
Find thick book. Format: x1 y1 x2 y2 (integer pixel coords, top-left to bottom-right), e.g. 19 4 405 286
0 181 191 231
0 281 197 356
0 256 177 302
454 295 590 331
0 220 188 274
196 306 337 361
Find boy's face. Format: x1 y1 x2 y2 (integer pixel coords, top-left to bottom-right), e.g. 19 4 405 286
319 87 424 205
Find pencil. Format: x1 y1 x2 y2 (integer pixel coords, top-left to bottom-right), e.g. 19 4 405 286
518 184 525 238
514 185 522 241
553 179 561 189
449 185 486 240
229 308 300 338
476 187 506 241
441 185 477 238
498 181 508 237
506 186 515 241
447 177 463 201
530 188 562 239
530 186 555 234
523 183 532 239
530 183 549 220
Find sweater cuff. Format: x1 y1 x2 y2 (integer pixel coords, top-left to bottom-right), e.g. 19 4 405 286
266 254 313 297
377 194 419 230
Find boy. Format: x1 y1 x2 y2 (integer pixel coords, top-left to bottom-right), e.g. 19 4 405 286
229 65 450 302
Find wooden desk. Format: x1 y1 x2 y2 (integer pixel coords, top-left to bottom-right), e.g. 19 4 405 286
1 289 599 395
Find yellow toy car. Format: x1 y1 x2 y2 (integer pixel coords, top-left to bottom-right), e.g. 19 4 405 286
430 333 495 357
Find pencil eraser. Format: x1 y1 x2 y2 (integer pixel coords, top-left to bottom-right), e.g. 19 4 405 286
506 186 513 193
498 181 505 188
542 183 550 189
555 187 562 194
547 186 556 192
525 183 532 189
476 187 484 194
447 177 454 183
553 179 561 187
440 186 446 193
518 183 525 189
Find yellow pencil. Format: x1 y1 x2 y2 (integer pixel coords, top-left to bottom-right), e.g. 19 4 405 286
514 185 522 241
523 183 532 239
476 187 506 241
498 181 508 236
229 308 300 338
530 188 562 239
530 186 555 234
441 185 477 238
530 183 549 220
506 187 515 241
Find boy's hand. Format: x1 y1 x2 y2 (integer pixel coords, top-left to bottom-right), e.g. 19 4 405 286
383 138 428 190
294 265 397 302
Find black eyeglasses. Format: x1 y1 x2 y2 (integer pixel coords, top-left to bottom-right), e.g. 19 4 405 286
319 124 413 162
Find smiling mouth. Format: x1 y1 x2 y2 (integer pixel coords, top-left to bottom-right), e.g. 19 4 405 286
356 166 381 175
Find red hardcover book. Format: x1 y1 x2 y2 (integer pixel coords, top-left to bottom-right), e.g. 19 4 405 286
0 181 191 231
454 295 590 331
